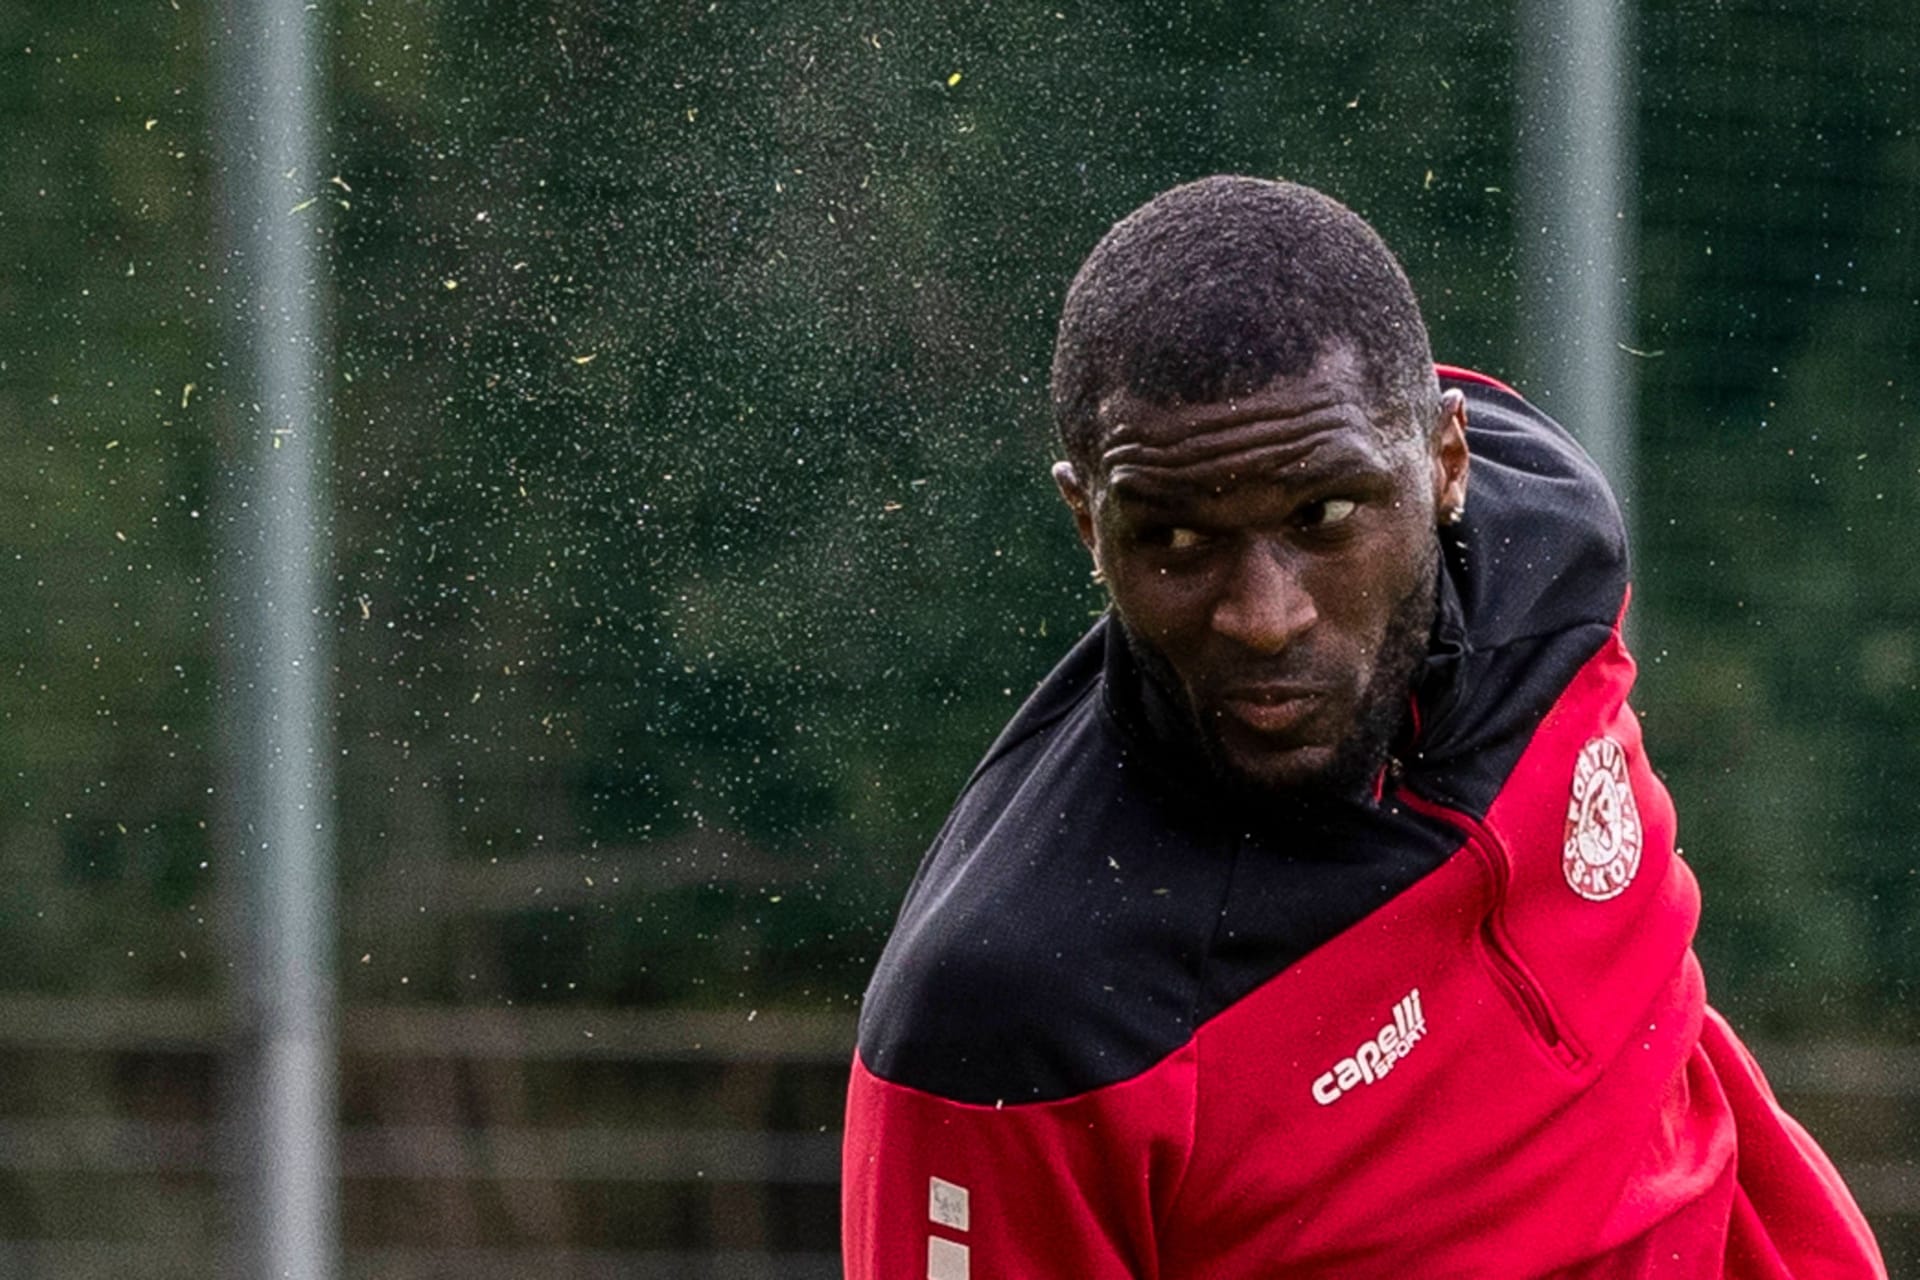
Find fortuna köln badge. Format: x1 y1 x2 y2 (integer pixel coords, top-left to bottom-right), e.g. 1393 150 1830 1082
1563 736 1643 901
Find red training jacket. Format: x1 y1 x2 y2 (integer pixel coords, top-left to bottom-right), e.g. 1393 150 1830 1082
843 369 1885 1278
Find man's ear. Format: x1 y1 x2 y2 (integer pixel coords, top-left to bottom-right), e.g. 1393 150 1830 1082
1431 390 1470 524
1051 460 1098 556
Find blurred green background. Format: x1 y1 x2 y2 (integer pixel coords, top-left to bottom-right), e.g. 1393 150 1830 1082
2 0 1915 1275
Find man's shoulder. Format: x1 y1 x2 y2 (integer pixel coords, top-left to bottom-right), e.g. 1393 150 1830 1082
1441 366 1629 645
954 618 1111 787
856 627 1231 1105
1413 366 1635 814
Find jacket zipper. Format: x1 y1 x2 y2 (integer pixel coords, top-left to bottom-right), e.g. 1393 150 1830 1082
1393 787 1584 1068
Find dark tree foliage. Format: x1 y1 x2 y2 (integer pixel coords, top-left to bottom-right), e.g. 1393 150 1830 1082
1634 0 1920 1037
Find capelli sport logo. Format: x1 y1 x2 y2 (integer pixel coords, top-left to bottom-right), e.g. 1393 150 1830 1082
1311 989 1427 1106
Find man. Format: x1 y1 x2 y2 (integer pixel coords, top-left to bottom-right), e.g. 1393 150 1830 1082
841 176 1884 1278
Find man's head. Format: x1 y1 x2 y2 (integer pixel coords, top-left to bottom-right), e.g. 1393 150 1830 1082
1049 175 1469 799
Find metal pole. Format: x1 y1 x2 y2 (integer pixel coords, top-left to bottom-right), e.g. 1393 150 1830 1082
1517 0 1637 520
212 0 339 1275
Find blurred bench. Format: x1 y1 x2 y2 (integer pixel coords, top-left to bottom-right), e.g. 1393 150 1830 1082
0 995 855 1279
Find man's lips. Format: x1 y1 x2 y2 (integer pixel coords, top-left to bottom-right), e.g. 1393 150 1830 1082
1214 686 1326 736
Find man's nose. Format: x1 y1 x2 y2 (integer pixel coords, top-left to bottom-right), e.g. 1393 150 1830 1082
1210 542 1316 654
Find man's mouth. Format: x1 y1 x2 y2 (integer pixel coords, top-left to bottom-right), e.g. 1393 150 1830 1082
1215 686 1326 736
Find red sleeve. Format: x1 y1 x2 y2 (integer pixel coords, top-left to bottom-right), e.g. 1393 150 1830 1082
1700 1009 1889 1279
841 1045 1197 1279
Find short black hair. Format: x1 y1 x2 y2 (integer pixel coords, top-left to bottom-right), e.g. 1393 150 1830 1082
1050 175 1438 471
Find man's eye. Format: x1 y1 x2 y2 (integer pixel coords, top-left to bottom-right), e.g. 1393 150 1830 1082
1301 498 1357 529
1165 527 1208 550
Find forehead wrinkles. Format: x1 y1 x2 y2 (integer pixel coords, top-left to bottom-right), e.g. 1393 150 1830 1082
1099 402 1387 496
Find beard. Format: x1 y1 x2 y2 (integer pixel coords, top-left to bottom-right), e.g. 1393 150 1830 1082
1120 542 1439 805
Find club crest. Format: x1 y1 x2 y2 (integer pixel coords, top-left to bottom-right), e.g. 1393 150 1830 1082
1563 736 1642 901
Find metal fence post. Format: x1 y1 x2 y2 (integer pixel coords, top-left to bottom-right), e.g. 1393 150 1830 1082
1517 0 1638 524
212 0 339 1275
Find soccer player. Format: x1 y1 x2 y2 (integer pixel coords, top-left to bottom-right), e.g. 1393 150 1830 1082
842 176 1885 1278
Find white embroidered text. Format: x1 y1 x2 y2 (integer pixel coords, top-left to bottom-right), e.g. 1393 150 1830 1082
1311 989 1427 1106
